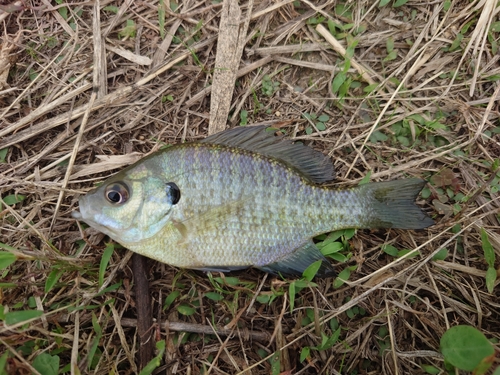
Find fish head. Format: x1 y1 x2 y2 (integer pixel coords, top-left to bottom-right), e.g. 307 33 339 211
72 164 179 244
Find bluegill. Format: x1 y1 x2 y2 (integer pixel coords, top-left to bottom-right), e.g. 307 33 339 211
72 126 433 277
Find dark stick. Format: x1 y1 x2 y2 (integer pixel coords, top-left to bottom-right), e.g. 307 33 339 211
120 318 271 342
132 253 155 369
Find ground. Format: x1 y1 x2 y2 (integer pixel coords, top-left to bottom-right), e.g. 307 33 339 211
0 0 499 374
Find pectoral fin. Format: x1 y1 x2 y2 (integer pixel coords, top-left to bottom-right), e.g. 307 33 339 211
257 241 336 278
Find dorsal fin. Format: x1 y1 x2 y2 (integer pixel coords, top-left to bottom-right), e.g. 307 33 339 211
201 126 335 183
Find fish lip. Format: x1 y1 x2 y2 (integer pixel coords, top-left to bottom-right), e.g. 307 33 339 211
71 210 82 220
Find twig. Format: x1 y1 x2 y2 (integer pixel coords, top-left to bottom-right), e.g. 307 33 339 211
184 55 271 107
316 24 376 86
119 317 270 342
132 253 155 370
209 0 253 135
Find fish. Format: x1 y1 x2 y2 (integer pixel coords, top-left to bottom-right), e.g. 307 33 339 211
72 126 434 277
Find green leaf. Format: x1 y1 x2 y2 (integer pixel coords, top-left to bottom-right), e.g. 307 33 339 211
0 148 8 163
218 276 240 286
386 37 394 53
382 244 398 257
91 311 103 335
28 296 36 308
45 269 63 294
289 281 296 313
58 6 68 20
103 5 119 13
240 109 248 126
0 351 8 375
1 194 25 206
269 351 281 375
331 72 347 94
440 325 494 371
204 292 224 301
363 83 378 93
5 309 43 325
88 312 103 370
369 130 388 143
408 113 426 125
338 77 351 98
313 327 341 350
393 0 409 6
99 243 114 288
164 290 180 308
158 0 166 39
489 21 500 32
33 353 59 375
343 228 356 240
320 241 343 255
0 251 16 270
177 305 196 316
333 268 351 288
485 267 496 294
139 340 165 375
420 364 440 374
378 0 391 6
327 19 338 35
316 122 326 131
328 252 348 262
383 50 398 62
345 44 356 60
397 249 419 259
481 229 495 268
318 114 329 122
449 33 463 52
95 282 121 297
421 187 431 199
426 120 447 131
256 294 270 304
0 283 16 288
162 94 174 103
359 171 372 185
325 230 344 243
299 346 310 363
119 19 136 39
397 136 410 147
432 248 448 261
303 260 322 282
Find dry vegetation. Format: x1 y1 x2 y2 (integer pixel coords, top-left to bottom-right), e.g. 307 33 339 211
1 0 500 374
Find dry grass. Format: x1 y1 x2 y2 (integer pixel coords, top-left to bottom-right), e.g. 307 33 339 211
1 0 500 374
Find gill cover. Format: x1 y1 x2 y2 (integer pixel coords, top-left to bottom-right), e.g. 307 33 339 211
74 170 179 244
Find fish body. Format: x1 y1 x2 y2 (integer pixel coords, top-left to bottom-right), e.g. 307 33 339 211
73 127 433 277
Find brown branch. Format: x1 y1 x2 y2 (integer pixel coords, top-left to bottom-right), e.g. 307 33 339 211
132 253 155 370
208 0 253 135
120 317 271 342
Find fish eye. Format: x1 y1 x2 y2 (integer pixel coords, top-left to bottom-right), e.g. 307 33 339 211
105 182 130 205
166 182 181 205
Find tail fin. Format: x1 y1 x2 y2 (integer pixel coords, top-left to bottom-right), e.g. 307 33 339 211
362 179 434 229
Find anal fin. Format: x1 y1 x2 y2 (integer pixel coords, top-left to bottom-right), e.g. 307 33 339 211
257 241 336 278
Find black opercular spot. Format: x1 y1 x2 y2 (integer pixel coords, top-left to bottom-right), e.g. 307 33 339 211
166 182 181 205
105 182 130 205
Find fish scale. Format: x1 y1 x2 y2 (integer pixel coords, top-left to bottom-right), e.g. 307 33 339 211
73 126 434 277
